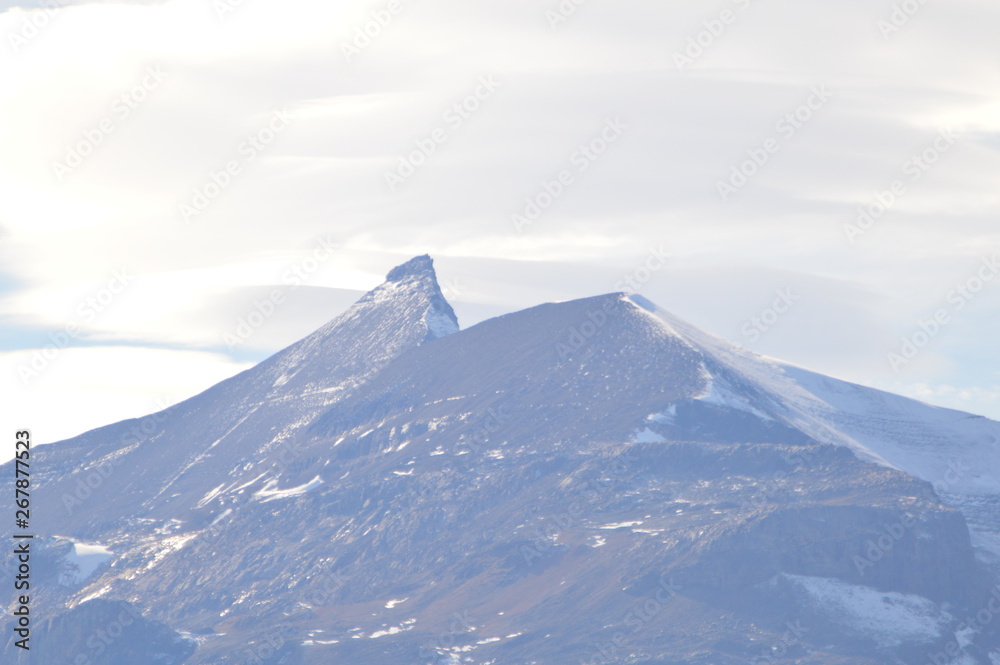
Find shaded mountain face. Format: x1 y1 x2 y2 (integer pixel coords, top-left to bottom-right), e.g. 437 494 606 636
2 599 195 665
3 256 999 665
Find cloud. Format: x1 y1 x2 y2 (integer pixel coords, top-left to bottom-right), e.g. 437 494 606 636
0 0 998 435
0 346 254 451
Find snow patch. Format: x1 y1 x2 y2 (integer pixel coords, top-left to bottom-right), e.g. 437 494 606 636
75 584 112 605
425 306 459 340
196 483 226 509
647 405 677 425
61 542 113 585
773 574 950 648
695 369 772 421
255 476 324 502
210 508 233 526
144 533 198 572
369 623 413 639
631 427 665 444
232 473 267 492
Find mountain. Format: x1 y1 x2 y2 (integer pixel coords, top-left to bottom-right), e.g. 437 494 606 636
3 256 998 665
27 254 458 533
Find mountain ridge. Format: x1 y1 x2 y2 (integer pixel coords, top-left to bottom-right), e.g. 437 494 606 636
4 255 999 665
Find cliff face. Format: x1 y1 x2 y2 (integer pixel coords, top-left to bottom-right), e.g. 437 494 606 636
682 502 983 604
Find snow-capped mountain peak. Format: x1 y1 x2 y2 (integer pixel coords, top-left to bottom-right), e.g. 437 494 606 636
8 257 1000 665
385 253 436 283
356 254 458 341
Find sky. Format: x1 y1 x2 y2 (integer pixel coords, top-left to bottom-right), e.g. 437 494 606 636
0 0 998 448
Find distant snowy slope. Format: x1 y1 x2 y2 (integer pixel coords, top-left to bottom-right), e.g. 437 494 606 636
631 294 1000 556
782 364 1000 495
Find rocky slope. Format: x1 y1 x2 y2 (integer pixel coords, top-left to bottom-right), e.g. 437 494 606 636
2 256 998 665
